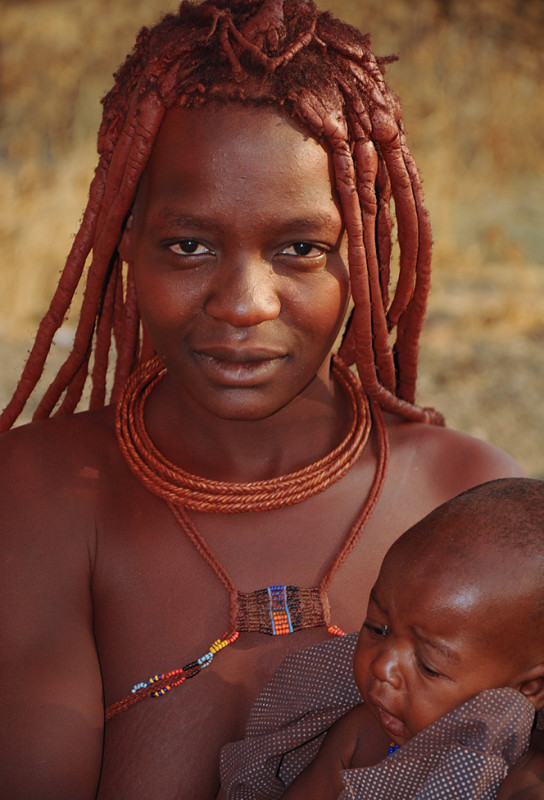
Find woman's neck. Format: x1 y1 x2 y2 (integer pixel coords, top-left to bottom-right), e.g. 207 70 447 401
143 364 353 483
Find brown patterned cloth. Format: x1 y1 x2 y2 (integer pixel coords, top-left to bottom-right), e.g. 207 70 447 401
220 634 535 800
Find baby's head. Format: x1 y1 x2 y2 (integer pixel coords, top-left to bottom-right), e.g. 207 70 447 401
354 477 544 745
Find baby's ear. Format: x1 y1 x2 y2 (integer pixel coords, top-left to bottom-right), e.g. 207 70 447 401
519 664 544 711
118 214 134 263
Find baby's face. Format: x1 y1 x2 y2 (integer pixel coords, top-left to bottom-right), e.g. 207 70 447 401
353 544 535 745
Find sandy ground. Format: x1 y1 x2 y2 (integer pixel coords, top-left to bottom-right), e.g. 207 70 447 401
2 259 543 479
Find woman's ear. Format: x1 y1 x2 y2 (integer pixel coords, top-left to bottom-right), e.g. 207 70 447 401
519 665 544 711
118 214 134 263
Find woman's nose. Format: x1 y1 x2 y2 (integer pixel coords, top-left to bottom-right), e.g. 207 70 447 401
205 256 281 327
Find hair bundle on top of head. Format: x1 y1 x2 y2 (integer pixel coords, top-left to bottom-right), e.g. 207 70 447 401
0 0 443 431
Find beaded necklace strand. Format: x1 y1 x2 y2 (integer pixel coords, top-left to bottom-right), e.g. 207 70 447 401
106 355 389 720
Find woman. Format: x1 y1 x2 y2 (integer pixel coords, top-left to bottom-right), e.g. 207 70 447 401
0 2 535 798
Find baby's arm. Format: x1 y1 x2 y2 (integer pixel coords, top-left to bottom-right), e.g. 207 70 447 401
497 730 544 800
282 705 364 800
282 704 389 800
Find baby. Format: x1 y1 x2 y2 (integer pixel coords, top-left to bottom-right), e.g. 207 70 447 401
221 478 544 799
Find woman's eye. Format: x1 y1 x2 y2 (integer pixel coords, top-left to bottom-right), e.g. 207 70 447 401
281 242 323 257
169 240 211 255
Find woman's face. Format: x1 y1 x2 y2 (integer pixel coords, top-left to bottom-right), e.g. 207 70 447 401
121 104 350 421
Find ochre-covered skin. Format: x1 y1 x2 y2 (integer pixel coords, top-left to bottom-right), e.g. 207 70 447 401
0 2 536 799
1 0 436 430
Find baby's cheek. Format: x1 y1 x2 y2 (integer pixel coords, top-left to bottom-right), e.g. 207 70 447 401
352 649 371 697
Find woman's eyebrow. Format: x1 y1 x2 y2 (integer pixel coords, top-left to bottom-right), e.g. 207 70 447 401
151 209 210 229
152 208 344 235
274 214 344 235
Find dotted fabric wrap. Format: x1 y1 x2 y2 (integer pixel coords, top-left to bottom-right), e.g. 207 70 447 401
220 634 535 800
340 688 534 800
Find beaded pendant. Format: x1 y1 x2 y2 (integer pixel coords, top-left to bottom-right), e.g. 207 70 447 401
236 585 329 635
105 584 346 720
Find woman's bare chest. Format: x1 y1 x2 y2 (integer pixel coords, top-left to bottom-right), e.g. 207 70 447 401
89 448 418 798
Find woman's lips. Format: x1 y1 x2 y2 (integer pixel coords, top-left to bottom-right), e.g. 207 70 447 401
194 348 286 385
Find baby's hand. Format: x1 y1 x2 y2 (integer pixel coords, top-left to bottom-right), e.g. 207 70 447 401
497 730 544 800
498 788 544 800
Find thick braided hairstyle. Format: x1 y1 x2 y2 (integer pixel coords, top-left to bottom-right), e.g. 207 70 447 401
0 0 443 430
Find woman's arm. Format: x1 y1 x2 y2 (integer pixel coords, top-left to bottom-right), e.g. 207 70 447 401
0 429 104 800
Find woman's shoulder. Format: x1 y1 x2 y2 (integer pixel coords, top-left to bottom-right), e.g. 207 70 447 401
0 405 119 493
385 413 524 504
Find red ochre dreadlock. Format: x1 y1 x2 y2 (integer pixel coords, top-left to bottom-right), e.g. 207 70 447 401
0 0 444 431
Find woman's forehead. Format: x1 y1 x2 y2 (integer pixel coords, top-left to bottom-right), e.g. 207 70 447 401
153 103 326 160
136 103 339 212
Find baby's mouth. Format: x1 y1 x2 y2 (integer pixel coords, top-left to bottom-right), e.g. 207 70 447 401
371 698 407 740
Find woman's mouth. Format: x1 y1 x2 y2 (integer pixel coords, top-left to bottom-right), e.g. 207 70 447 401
194 348 286 385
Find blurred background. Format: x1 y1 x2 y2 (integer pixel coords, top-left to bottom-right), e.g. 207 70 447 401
1 0 543 474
